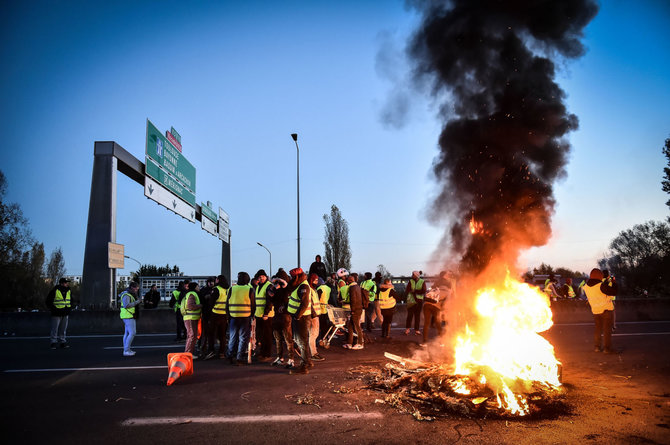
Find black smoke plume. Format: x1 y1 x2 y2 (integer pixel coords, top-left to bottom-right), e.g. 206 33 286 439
408 0 598 274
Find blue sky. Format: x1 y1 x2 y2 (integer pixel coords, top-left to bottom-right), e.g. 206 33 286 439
1 0 668 278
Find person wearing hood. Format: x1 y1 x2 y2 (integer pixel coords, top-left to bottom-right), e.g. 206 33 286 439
343 273 366 350
46 278 72 349
226 271 256 365
270 269 295 368
254 269 275 362
582 268 618 354
287 267 313 374
308 254 328 283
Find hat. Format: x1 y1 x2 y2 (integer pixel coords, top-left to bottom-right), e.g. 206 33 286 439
412 270 420 278
289 267 304 277
254 269 268 279
336 268 349 278
58 278 71 284
589 268 603 281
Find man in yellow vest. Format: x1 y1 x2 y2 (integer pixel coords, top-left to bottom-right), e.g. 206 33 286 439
362 272 378 332
226 271 256 365
378 278 397 340
317 277 333 341
404 271 426 335
205 275 230 360
254 269 275 362
119 281 142 356
46 277 72 349
583 268 617 353
181 282 202 356
168 281 187 341
308 273 325 362
287 268 313 374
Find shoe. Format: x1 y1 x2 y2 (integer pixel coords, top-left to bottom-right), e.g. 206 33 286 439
594 347 601 353
290 365 309 375
257 356 272 363
204 351 217 360
351 344 364 350
285 359 295 369
192 355 200 361
603 348 617 354
404 329 410 335
342 344 352 349
229 357 236 365
414 330 421 336
271 357 284 366
123 350 136 357
59 343 70 349
419 343 427 347
219 353 228 359
50 343 58 349
236 359 248 366
311 354 325 362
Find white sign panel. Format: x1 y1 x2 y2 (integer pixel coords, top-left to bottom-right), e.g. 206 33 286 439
145 176 196 223
218 207 230 242
201 214 218 237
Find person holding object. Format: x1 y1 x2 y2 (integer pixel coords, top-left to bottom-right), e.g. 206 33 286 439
143 284 160 309
343 273 366 350
287 268 313 374
182 282 202 357
583 268 618 354
120 281 142 356
46 277 72 349
404 271 426 335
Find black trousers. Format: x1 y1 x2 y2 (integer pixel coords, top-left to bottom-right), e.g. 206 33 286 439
381 307 395 337
174 310 186 339
255 316 274 358
208 313 228 354
405 300 423 331
593 310 614 351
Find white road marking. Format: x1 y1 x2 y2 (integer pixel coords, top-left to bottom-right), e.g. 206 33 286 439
122 412 384 426
104 345 181 349
4 365 165 373
612 332 670 336
0 334 173 340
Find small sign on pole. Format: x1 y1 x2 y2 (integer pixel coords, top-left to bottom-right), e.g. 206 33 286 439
108 242 125 269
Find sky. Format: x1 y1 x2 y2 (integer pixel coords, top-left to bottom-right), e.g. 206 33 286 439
1 0 668 279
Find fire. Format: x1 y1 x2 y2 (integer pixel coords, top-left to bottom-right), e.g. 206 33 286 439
469 214 483 234
452 269 561 415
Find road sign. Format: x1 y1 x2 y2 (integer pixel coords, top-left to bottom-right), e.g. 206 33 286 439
145 158 196 206
145 176 195 222
218 207 230 242
108 242 124 269
145 119 196 193
201 215 218 237
201 202 217 223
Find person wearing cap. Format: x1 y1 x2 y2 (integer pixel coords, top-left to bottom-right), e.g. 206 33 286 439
582 268 618 354
287 267 313 374
270 269 295 368
343 273 366 350
226 272 256 365
378 278 397 340
207 275 230 359
404 271 426 335
119 281 142 356
254 269 275 362
46 277 72 349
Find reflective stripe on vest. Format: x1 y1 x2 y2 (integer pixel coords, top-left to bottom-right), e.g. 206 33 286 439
378 288 396 309
119 292 136 319
317 284 331 314
212 286 228 314
228 285 252 318
310 287 321 315
182 291 201 321
254 281 274 317
288 281 310 316
54 289 71 309
339 280 350 309
361 279 376 302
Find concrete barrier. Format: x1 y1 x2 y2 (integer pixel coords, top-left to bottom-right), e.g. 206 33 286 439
1 298 669 337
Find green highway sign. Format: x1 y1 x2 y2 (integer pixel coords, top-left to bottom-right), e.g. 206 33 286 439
201 202 217 223
146 158 196 207
145 119 196 193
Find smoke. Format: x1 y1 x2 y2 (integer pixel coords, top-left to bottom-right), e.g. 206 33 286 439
406 0 598 275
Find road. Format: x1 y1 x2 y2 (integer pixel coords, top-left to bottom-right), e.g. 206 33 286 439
2 322 669 444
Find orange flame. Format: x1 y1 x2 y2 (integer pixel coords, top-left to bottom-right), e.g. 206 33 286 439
469 214 483 234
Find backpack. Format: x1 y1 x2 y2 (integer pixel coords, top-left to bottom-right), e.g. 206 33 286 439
360 287 370 309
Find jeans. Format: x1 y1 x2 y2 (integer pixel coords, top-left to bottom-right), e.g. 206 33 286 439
347 309 364 346
422 302 443 343
122 318 136 352
309 316 320 356
405 300 423 331
184 319 199 354
50 315 69 344
272 314 294 361
292 315 312 367
227 317 251 361
381 308 395 338
593 310 614 351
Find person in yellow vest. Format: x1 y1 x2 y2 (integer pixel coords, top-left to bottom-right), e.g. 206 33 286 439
168 281 187 341
226 271 256 365
583 268 617 354
46 277 72 349
404 271 426 335
563 277 577 299
378 278 397 340
317 277 333 341
205 275 230 360
308 273 325 362
362 272 378 332
343 273 366 350
421 286 444 346
181 282 202 356
287 268 313 374
336 268 350 309
119 281 142 356
254 269 275 362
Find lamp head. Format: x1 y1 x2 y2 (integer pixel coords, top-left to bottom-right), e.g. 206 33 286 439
291 133 298 142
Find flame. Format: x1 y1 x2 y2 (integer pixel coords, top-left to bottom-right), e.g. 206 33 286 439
452 269 561 415
469 214 483 234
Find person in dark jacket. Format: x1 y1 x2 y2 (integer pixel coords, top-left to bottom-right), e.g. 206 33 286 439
46 278 72 349
344 273 366 350
270 269 294 368
143 285 161 309
582 268 618 353
196 277 216 358
308 254 328 283
287 267 313 374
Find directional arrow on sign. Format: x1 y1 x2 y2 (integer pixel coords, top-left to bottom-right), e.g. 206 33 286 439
148 183 154 195
144 176 195 223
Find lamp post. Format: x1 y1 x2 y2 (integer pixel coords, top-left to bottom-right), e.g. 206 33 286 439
291 133 301 268
256 242 272 277
124 255 142 280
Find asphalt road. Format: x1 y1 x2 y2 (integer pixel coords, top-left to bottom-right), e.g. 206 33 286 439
2 321 669 445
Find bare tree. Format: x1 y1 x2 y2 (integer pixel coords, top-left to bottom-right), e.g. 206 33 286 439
323 204 351 273
46 247 66 285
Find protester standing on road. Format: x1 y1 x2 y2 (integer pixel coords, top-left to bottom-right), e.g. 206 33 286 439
421 287 444 346
336 268 350 310
254 269 275 362
46 277 72 349
287 268 313 374
583 268 617 354
270 269 294 368
308 273 325 362
143 284 161 309
208 275 230 359
404 271 425 336
308 254 328 283
317 277 332 339
182 282 202 357
226 272 256 365
343 273 366 350
119 281 141 357
362 272 378 332
197 277 216 358
169 281 187 341
378 278 397 340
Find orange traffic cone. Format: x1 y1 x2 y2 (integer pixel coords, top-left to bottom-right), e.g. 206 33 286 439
166 352 193 386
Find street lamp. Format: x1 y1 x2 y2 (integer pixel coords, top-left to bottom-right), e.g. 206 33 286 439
291 133 301 268
124 255 142 280
256 242 272 278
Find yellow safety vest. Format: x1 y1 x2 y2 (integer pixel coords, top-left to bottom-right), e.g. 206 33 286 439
583 283 614 315
339 279 350 310
567 285 576 298
54 289 71 309
407 278 424 305
288 281 310 316
172 289 181 313
310 286 322 315
378 288 396 309
254 281 274 317
317 284 331 315
212 285 228 315
361 279 377 302
228 285 252 318
119 291 136 319
181 291 201 321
